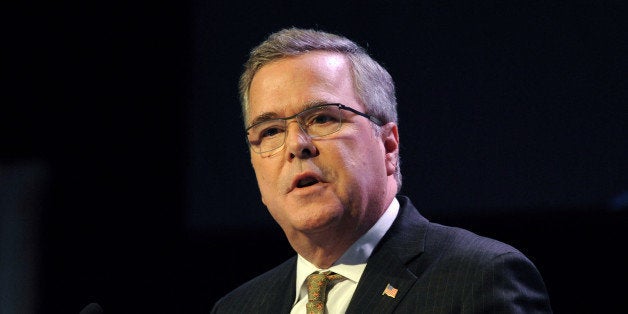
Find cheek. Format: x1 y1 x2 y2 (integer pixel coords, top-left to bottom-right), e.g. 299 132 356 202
251 159 283 205
337 136 382 166
254 168 273 191
333 139 386 182
324 145 365 185
255 172 274 208
252 160 271 188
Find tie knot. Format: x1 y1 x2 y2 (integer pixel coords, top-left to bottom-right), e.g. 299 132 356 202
305 272 345 295
305 271 346 313
322 271 345 282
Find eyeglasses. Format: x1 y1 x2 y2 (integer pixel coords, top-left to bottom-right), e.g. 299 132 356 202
246 103 384 154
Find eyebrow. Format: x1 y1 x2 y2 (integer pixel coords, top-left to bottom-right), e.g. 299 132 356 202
247 100 334 128
247 112 278 128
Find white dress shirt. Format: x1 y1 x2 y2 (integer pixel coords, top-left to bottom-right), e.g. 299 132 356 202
290 198 400 314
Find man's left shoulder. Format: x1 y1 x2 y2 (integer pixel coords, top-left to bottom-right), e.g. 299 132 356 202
426 221 526 262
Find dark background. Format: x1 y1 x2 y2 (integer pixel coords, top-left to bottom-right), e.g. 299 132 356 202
3 1 627 313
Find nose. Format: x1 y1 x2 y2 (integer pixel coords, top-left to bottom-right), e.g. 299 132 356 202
285 120 319 159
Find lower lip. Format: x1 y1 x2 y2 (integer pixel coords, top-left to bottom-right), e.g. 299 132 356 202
291 183 324 194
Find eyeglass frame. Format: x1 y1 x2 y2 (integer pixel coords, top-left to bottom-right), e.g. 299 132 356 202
245 103 384 154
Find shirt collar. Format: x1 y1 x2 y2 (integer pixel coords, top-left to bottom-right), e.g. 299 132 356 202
294 197 400 301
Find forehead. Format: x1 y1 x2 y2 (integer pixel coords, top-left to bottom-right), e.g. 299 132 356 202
247 52 357 122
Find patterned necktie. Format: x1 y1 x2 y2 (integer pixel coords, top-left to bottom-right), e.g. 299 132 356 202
305 271 345 314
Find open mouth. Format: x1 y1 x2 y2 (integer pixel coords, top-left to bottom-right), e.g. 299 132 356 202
296 177 319 188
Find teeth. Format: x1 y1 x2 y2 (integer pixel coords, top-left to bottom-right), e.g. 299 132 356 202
297 177 318 188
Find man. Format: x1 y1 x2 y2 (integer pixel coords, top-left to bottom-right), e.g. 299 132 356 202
212 28 552 313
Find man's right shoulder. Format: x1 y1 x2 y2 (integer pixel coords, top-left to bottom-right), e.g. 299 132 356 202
211 256 297 313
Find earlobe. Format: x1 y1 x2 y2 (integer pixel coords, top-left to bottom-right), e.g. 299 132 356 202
382 123 399 175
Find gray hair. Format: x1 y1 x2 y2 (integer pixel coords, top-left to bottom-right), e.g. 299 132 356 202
239 27 402 191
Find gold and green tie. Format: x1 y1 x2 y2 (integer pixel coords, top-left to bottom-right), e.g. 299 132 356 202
305 271 345 314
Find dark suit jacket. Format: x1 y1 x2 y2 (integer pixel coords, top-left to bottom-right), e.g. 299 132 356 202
211 196 552 313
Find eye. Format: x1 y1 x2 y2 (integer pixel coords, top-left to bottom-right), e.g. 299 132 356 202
259 125 285 138
312 114 334 124
307 111 339 126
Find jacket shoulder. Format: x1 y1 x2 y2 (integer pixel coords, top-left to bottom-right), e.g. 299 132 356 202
427 222 522 259
211 256 296 313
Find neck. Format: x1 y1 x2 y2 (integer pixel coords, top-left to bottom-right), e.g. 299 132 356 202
289 229 361 269
290 197 396 268
288 182 399 268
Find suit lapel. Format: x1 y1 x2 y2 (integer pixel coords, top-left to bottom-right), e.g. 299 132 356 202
345 196 429 313
258 256 298 313
345 244 418 313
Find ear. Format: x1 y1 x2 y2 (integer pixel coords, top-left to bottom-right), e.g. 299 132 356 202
381 122 399 176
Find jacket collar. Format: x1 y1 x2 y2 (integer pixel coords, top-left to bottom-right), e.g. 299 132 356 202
345 195 429 313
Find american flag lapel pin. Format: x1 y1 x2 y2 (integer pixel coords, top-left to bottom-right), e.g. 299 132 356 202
382 283 398 298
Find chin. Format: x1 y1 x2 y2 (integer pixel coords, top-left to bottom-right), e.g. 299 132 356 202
288 202 344 231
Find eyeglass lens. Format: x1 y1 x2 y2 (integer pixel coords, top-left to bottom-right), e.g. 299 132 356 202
247 105 343 153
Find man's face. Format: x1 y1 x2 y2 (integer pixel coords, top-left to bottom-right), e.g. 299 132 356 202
247 51 398 241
